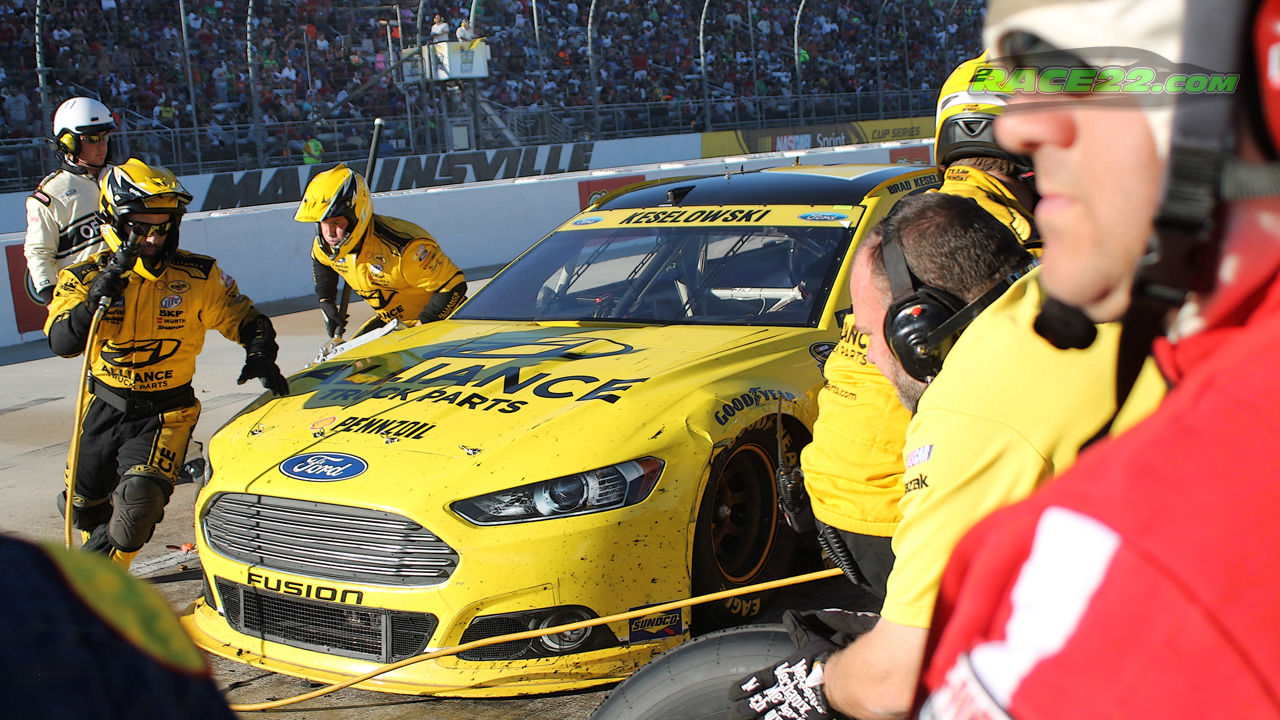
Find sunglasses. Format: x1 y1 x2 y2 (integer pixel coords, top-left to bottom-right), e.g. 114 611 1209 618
124 219 174 237
80 132 111 145
994 31 1094 73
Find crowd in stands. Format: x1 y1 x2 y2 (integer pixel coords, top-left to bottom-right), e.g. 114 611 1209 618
0 0 982 153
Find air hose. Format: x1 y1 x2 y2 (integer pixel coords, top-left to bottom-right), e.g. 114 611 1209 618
63 298 111 550
227 566 844 712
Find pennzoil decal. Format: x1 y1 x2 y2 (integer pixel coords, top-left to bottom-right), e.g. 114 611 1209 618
628 606 683 643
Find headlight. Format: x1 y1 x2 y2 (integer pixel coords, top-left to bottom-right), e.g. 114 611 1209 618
452 458 664 525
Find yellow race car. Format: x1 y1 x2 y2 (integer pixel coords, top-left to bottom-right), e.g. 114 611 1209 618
183 163 941 696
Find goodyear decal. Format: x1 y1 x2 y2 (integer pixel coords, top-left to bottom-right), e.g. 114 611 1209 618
617 208 771 225
628 606 683 643
715 387 797 425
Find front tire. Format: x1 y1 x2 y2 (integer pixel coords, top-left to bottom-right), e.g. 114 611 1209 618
691 417 801 632
589 625 794 720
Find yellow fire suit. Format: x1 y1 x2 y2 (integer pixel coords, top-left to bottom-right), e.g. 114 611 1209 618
24 163 113 302
311 214 466 334
800 165 1038 598
45 249 275 560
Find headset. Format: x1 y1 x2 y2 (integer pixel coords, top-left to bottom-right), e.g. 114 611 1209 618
882 234 1039 382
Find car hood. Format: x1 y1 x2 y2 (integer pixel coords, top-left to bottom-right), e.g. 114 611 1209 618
212 319 812 502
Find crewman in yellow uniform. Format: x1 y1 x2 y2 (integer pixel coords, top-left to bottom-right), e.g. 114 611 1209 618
45 159 290 569
297 164 467 339
799 51 1040 603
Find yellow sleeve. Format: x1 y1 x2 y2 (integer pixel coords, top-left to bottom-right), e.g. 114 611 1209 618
201 261 261 344
400 236 464 295
43 266 90 337
801 334 911 536
880 408 1051 628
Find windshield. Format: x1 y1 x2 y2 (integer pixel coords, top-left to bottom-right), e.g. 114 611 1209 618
457 223 855 326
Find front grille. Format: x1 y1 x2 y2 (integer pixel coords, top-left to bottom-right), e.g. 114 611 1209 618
216 578 437 663
458 616 533 661
203 493 459 586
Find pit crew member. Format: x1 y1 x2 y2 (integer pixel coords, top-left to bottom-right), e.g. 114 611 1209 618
297 164 467 339
735 192 1154 720
24 97 116 306
922 0 1280 715
45 159 290 569
800 51 1040 604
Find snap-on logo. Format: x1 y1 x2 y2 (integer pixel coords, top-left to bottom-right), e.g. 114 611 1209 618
279 453 368 481
798 212 848 222
573 216 603 225
160 294 182 309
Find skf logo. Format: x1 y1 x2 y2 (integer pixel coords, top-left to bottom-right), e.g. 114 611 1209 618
628 607 684 643
100 339 182 368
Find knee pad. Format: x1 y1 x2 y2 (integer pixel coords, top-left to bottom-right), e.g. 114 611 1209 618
57 491 113 532
107 474 173 554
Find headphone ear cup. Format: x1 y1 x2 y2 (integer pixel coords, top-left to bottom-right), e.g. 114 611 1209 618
58 131 79 156
883 291 959 382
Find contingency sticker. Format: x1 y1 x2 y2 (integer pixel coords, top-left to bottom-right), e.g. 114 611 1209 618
905 444 933 468
627 605 684 643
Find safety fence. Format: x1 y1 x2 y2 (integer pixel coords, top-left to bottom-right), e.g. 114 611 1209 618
0 88 936 193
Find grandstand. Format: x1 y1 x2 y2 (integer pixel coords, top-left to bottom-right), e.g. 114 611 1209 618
0 0 982 190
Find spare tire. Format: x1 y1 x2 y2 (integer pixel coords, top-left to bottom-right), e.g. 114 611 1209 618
589 624 795 720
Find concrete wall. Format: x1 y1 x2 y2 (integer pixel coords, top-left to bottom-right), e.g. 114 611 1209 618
0 136 933 348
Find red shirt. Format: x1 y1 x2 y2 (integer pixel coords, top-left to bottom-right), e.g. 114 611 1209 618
921 203 1280 719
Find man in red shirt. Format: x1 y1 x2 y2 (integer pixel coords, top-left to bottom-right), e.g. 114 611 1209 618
920 0 1280 717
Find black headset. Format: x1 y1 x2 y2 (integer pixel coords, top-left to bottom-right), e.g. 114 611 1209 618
882 234 1038 382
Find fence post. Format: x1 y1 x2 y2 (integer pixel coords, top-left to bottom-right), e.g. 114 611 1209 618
700 0 712 131
793 0 807 125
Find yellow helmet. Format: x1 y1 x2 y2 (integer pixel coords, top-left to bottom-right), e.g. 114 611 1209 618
98 159 193 281
934 51 1029 169
295 164 372 260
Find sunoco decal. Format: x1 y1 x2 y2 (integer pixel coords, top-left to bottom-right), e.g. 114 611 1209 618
573 216 603 225
798 212 848 221
809 342 836 366
628 606 683 643
279 452 369 481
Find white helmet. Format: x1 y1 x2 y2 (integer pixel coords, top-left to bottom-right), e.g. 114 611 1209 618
52 97 116 165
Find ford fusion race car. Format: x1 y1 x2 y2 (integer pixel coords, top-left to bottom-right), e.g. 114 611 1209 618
183 163 941 696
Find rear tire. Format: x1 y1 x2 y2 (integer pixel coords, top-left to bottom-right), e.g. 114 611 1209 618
589 625 793 720
691 417 801 632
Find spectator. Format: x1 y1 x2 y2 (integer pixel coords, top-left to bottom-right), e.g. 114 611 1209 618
430 13 449 43
457 19 475 42
302 133 323 164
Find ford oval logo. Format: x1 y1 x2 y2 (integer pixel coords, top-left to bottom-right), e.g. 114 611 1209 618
798 212 848 222
279 453 368 481
573 216 604 226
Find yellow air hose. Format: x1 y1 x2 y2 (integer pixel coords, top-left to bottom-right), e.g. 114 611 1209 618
63 300 110 550
228 567 845 712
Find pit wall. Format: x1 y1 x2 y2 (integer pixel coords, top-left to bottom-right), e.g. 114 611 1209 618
0 125 934 349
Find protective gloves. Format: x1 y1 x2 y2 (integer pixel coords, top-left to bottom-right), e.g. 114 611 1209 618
318 298 347 338
237 353 290 397
729 609 879 720
86 244 138 309
36 286 54 306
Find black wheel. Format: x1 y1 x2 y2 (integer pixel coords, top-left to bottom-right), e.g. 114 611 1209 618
691 417 800 632
589 625 794 720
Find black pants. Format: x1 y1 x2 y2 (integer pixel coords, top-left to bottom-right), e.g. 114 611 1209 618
67 395 199 533
816 520 896 610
